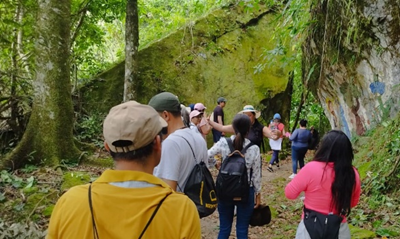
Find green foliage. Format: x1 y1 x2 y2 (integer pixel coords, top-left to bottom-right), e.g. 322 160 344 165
70 0 127 81
74 112 105 147
260 0 313 68
252 0 330 133
356 115 400 196
61 171 90 191
352 114 400 235
289 54 330 133
71 0 233 82
1 0 234 145
375 228 399 237
0 170 36 190
0 0 35 138
350 208 371 227
348 225 376 239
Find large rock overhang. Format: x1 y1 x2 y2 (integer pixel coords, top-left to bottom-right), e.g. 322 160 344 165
81 3 292 124
302 0 400 137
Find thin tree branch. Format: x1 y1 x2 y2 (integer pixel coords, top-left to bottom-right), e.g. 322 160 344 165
70 9 87 47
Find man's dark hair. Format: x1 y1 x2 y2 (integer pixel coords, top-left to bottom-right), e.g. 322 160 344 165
299 119 308 127
109 130 164 162
158 110 181 118
110 141 154 162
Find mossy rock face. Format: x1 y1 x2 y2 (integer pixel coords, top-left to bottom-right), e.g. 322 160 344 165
61 171 91 191
349 225 376 238
303 0 400 137
81 3 292 126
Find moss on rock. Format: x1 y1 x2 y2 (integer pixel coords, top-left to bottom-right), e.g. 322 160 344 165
81 3 291 123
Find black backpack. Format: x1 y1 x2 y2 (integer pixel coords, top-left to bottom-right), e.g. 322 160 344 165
216 137 254 202
178 136 218 218
308 129 320 150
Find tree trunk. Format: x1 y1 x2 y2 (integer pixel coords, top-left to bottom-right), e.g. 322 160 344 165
291 90 310 133
124 0 139 102
2 0 80 169
9 2 20 136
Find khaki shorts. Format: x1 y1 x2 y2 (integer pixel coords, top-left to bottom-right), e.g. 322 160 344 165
295 219 351 239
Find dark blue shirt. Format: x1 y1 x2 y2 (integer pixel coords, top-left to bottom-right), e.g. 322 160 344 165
289 128 311 148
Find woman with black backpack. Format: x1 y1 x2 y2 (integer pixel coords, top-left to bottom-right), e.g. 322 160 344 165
285 130 361 239
208 114 262 239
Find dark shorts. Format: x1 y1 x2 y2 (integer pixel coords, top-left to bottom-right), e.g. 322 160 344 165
212 129 222 143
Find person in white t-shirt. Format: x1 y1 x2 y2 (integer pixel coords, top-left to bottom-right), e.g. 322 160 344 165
149 92 208 192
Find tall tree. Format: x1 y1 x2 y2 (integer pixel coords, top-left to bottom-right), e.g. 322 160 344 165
124 0 139 101
2 0 80 169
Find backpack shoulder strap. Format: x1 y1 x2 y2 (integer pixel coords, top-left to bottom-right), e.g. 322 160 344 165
241 142 255 154
174 135 197 192
225 137 234 153
175 135 196 161
139 192 171 239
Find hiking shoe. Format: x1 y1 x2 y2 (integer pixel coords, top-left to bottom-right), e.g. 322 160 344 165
288 173 296 179
267 165 274 172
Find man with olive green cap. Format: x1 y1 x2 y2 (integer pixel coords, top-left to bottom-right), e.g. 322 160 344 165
47 101 201 239
149 92 208 192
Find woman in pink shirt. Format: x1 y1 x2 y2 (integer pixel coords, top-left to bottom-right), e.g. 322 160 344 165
285 130 361 239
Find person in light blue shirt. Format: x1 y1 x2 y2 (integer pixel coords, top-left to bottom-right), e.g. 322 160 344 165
288 119 312 179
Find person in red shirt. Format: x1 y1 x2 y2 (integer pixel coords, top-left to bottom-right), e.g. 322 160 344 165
267 113 286 171
285 130 361 239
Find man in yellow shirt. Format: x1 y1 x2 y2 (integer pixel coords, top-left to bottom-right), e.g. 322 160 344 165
47 101 201 239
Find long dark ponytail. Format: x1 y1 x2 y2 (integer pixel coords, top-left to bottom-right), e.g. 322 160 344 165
313 130 356 216
232 114 251 151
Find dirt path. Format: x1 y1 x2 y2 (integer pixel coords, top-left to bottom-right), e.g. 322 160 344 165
201 157 295 239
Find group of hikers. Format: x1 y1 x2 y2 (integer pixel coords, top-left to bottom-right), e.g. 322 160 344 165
46 92 361 239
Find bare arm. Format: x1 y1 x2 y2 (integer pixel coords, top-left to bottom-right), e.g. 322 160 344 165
200 112 211 135
208 119 235 134
200 124 212 135
262 126 280 139
217 115 223 125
